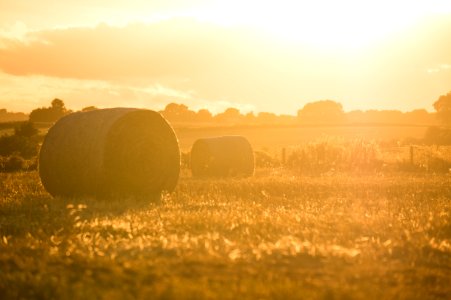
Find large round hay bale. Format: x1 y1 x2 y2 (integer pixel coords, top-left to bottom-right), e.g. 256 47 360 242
190 136 254 178
39 108 180 198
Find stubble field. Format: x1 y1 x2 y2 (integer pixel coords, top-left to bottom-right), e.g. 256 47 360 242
1 169 450 299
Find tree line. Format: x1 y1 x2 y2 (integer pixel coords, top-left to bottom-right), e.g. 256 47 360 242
0 91 450 172
0 92 450 127
159 93 449 127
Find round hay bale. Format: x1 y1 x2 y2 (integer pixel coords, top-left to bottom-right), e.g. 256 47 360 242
39 108 180 198
190 136 254 178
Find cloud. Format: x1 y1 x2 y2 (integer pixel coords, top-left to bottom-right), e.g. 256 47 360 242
0 19 260 80
0 22 30 45
427 64 451 74
0 70 257 114
1 16 451 113
0 19 294 111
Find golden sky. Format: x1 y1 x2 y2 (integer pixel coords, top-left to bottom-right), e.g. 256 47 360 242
0 0 450 114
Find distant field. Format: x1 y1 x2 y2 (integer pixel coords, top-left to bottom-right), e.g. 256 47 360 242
175 125 428 151
0 172 450 299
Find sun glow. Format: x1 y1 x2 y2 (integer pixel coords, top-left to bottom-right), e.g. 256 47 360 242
0 0 450 114
3 0 449 52
191 0 451 50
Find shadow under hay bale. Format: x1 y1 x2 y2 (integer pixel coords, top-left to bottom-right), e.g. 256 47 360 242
39 108 180 198
190 136 254 178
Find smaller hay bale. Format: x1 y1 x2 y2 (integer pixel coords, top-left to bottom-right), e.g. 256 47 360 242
39 108 180 198
190 136 254 178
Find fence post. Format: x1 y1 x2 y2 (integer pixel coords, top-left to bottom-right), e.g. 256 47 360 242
410 145 414 166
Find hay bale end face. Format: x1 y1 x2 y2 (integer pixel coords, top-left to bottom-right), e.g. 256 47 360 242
39 108 180 198
190 136 254 178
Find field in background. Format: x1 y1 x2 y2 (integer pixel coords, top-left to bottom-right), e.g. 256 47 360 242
174 124 428 151
0 172 450 299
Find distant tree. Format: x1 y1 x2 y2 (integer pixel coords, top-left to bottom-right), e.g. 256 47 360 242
244 112 256 124
162 103 196 122
196 109 213 122
29 108 47 123
433 91 451 127
82 106 98 112
51 98 65 111
365 110 404 124
215 107 243 123
346 110 365 124
347 109 434 125
14 121 38 138
0 108 28 122
279 114 297 125
163 103 188 117
29 98 69 123
222 108 241 119
404 109 436 125
257 112 277 124
297 100 345 124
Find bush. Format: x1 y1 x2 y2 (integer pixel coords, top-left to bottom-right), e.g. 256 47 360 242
427 156 451 173
0 155 38 173
254 150 280 168
286 138 382 174
0 121 40 158
14 121 39 137
0 155 25 172
28 159 38 171
424 127 451 145
394 160 423 173
388 145 451 173
0 135 39 158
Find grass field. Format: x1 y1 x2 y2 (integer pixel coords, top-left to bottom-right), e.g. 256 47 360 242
1 171 450 299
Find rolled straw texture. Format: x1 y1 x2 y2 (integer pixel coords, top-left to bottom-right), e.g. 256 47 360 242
39 108 180 197
190 136 254 178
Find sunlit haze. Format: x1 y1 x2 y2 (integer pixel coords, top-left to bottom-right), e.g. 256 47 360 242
0 0 450 114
